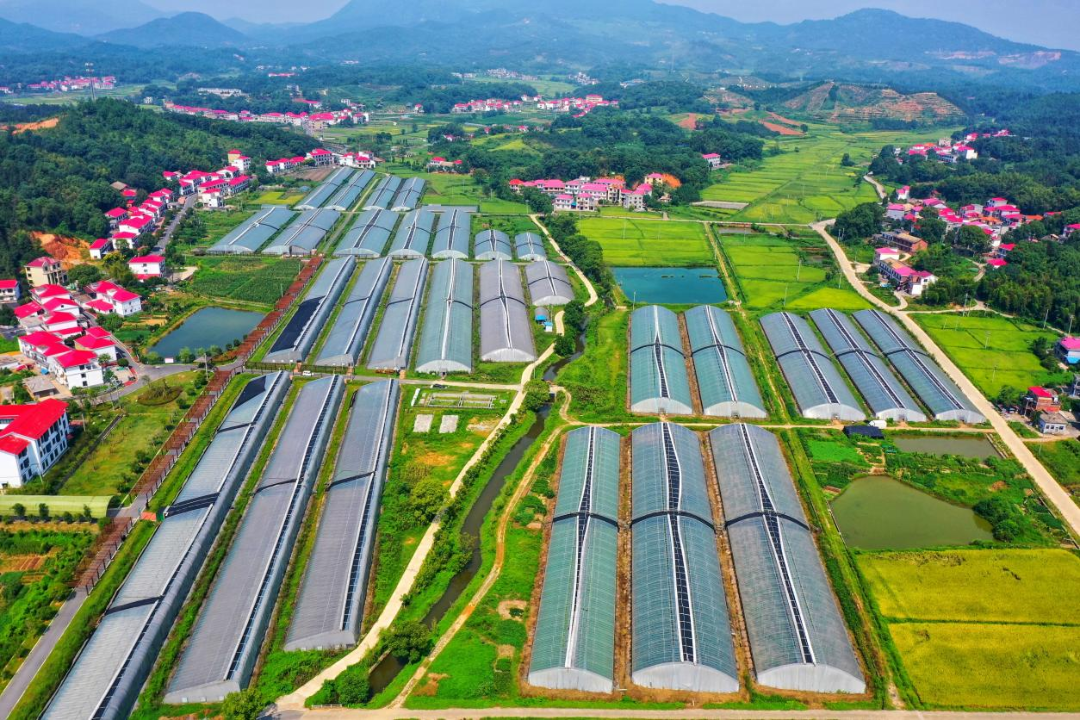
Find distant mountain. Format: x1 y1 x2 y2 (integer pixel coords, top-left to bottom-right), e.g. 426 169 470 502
782 82 964 123
0 0 161 36
97 12 247 49
0 18 89 53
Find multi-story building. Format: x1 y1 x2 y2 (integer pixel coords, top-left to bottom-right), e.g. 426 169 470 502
24 257 66 289
0 399 71 488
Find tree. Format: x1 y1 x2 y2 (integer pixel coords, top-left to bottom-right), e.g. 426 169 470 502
12 381 31 404
408 477 446 523
917 207 947 245
841 153 855 167
221 688 263 720
67 264 102 287
832 202 884 243
523 380 550 411
335 665 372 705
11 503 24 518
555 333 576 356
957 224 991 256
521 187 553 214
178 347 196 364
384 620 433 663
37 503 48 520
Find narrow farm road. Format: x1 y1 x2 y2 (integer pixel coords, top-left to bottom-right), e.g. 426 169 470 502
529 214 599 308
813 220 1080 538
863 173 887 201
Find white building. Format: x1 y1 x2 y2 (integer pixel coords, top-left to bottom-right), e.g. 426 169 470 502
0 280 20 304
0 399 71 488
47 349 104 389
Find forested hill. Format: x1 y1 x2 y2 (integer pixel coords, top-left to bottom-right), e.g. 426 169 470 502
0 99 314 277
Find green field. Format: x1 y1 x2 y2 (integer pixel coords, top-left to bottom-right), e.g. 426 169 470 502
187 256 302 306
914 312 1067 398
249 190 305 206
702 124 953 224
577 218 712 267
0 496 109 518
387 168 529 214
860 549 1080 710
1030 440 1080 496
720 232 869 312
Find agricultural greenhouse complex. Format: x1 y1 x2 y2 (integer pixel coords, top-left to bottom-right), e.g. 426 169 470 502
684 305 766 419
367 257 427 371
629 305 693 415
479 260 536 363
263 256 353 364
431 209 471 259
387 209 435 257
474 229 513 261
514 231 547 261
335 208 399 257
525 260 574 306
314 257 392 367
263 208 341 255
415 259 474 374
208 206 296 255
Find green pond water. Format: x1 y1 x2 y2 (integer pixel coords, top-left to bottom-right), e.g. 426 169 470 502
613 266 728 305
893 435 999 460
831 475 993 550
151 307 264 360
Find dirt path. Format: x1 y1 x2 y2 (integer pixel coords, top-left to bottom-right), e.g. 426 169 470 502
813 220 1080 539
863 174 887 201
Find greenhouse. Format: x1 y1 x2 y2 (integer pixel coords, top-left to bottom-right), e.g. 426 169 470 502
629 305 693 415
391 176 425 210
296 167 353 209
431 209 471 259
525 260 574 306
760 312 864 421
208 206 296 254
263 256 354 364
165 376 344 704
630 423 739 693
684 305 766 419
809 309 926 423
387 209 436 257
708 424 866 694
367 258 427 371
529 427 620 693
315 257 392 367
415 259 474 374
262 208 340 255
474 229 513 260
514 231 547 261
287 380 399 651
326 169 375 211
43 373 289 720
334 208 399 257
853 310 984 424
479 260 536 363
366 175 403 209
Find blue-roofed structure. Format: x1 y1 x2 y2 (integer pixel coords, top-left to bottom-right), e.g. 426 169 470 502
415 259 473 374
208 207 296 255
326 169 375 211
335 209 399 257
262 208 341 255
629 306 693 415
431 209 471 259
474 229 512 261
514 232 546 261
366 175 403 210
367 258 427 371
296 167 353 210
387 209 435 258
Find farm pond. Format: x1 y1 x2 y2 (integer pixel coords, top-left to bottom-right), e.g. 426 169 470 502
613 266 728 305
892 435 999 460
150 307 263 360
831 475 993 550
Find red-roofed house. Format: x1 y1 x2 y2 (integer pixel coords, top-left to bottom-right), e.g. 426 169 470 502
104 207 127 227
24 257 66 289
128 255 166 281
1024 386 1061 417
31 284 71 304
702 153 723 169
1057 337 1080 365
0 400 71 487
42 311 80 334
74 333 118 362
47 350 103 389
986 258 1008 269
0 279 19 305
307 148 335 166
86 281 142 316
13 302 44 324
18 331 65 364
89 238 114 260
41 298 79 314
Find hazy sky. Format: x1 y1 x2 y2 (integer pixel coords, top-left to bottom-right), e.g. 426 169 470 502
147 0 1080 50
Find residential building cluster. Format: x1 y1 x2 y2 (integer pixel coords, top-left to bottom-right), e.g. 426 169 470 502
899 129 1011 163
163 102 369 129
871 247 938 297
265 148 379 176
534 94 617 117
510 176 654 212
23 76 116 93
162 150 254 210
451 98 525 113
0 399 71 488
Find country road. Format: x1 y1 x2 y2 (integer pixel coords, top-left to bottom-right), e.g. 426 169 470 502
812 220 1080 538
280 707 1080 720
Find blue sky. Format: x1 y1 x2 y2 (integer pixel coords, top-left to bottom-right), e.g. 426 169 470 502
149 0 1080 50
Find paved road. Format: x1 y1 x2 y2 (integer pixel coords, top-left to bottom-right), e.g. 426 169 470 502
863 173 887 201
154 194 196 252
0 589 86 718
813 220 1080 538
281 708 1080 720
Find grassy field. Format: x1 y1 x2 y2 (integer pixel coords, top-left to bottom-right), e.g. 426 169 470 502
702 124 953 224
248 190 306 206
387 169 529 214
0 496 110 517
186 256 302 306
859 549 1080 710
914 312 1068 398
720 232 869 312
577 218 712 267
1030 440 1080 497
557 309 631 423
174 209 255 249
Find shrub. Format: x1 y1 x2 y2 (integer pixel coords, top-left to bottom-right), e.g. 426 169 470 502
335 665 371 705
221 688 262 720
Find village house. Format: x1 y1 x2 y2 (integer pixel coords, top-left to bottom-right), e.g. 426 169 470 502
427 156 464 172
307 148 335 167
702 153 724 169
0 280 20 305
875 257 937 297
89 238 114 260
0 399 71 488
48 349 104 390
1025 386 1062 417
129 255 166 281
74 332 118 363
874 230 928 255
1037 411 1070 435
874 247 901 264
85 280 142 317
24 257 66 289
1057 337 1080 365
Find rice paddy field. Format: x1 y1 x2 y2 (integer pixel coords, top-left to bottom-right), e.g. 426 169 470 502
702 124 954 225
577 217 713 266
859 549 1080 710
913 312 1068 398
719 232 869 312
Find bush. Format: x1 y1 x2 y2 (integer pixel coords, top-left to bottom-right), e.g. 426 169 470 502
336 665 372 705
384 620 432 664
522 379 550 411
221 688 262 720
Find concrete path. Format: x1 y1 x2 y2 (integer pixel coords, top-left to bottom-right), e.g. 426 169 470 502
863 173 887 201
154 194 197 252
813 221 1080 538
0 589 86 718
284 707 1080 720
529 215 599 308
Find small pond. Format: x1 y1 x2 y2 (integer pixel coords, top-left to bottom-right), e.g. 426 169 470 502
893 435 999 460
150 307 264 360
831 475 993 550
613 266 728 305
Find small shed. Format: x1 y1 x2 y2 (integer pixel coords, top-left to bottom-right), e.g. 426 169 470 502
843 425 884 439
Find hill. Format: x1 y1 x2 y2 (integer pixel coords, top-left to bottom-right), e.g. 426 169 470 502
783 82 964 124
0 0 160 36
0 17 88 52
97 12 247 49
